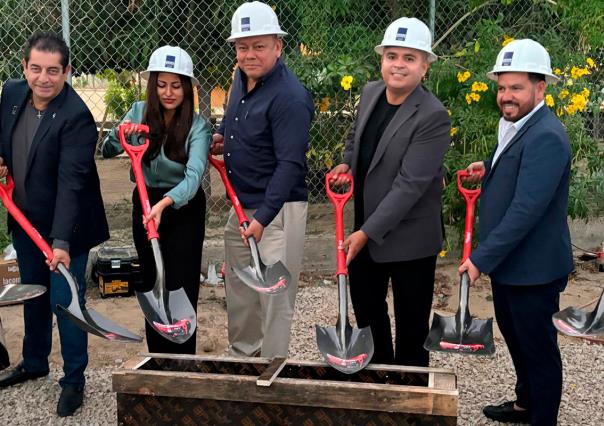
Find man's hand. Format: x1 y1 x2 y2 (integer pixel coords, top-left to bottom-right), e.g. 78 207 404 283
0 157 7 179
49 248 70 271
458 258 481 285
210 133 225 155
241 219 264 247
328 163 351 187
143 197 173 229
343 230 369 265
465 161 485 183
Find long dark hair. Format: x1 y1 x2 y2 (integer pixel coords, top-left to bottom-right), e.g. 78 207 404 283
143 72 194 164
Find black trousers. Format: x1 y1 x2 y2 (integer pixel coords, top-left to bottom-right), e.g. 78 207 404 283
348 248 436 366
132 187 206 354
491 278 567 426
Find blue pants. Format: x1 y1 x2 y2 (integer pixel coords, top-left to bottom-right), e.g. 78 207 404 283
12 226 88 387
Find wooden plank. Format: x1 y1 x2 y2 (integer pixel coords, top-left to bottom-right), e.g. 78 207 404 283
112 369 458 416
256 357 286 387
432 372 457 391
286 358 455 375
120 356 150 370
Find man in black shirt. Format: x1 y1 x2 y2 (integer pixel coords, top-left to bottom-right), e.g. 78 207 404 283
331 17 450 366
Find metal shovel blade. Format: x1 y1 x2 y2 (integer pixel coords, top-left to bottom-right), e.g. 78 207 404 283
0 284 47 306
231 236 289 295
424 273 495 355
136 239 196 344
54 264 142 342
552 289 604 340
315 275 374 374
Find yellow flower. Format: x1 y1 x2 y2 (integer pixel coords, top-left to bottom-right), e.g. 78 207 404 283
558 89 569 99
586 57 595 69
545 94 555 107
318 96 330 112
465 92 480 104
438 250 447 258
565 104 577 116
447 109 452 116
502 35 514 47
566 78 573 86
471 81 488 92
581 88 590 98
457 71 471 83
340 75 353 91
556 107 564 117
570 93 587 112
465 94 472 104
570 66 590 80
553 68 563 76
450 127 458 137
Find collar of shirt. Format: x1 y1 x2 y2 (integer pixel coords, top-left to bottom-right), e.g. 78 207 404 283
238 59 283 94
494 100 544 164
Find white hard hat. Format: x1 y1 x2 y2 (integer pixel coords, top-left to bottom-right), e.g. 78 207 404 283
375 17 437 63
141 45 199 86
487 39 558 84
227 1 287 42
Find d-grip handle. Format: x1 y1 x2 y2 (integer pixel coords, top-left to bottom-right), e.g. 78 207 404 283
325 173 353 277
0 176 54 260
456 170 483 263
208 154 250 227
118 123 159 240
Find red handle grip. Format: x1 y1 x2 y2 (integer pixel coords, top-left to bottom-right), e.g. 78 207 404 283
118 123 159 240
325 173 353 277
456 170 483 263
208 154 250 226
0 176 54 260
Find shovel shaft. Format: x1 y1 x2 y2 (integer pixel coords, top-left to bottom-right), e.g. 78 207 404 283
208 155 250 226
119 123 159 240
325 173 353 276
456 170 482 263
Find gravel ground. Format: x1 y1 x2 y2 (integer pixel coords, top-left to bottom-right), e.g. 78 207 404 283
1 284 603 425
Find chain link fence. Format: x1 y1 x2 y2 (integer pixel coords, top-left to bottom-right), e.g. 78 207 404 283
0 0 602 226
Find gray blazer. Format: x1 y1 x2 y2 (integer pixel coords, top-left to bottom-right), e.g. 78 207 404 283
343 81 451 262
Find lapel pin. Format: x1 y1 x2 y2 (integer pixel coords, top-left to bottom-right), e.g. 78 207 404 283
11 106 18 115
52 112 56 119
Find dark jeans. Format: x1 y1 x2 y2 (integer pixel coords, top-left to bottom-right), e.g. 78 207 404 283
132 187 205 354
348 248 436 366
12 226 89 387
492 277 567 426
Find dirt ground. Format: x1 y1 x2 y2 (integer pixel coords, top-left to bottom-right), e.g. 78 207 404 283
1 157 603 368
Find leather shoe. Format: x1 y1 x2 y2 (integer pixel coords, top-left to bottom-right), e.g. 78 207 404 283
0 363 48 388
57 384 84 417
483 401 531 423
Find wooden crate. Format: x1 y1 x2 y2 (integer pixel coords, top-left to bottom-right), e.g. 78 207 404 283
113 354 458 425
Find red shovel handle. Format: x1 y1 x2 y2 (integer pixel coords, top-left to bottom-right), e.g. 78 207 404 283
325 173 353 277
208 154 250 227
118 123 159 240
0 176 54 260
456 170 483 263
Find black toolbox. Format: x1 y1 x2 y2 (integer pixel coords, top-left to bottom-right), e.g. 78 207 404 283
94 247 141 298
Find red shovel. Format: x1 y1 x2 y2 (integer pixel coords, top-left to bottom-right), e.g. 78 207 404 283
208 154 289 295
423 170 495 355
119 124 196 343
315 173 373 373
0 176 141 342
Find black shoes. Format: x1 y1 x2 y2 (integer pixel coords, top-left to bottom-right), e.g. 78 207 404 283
483 401 531 424
57 384 84 417
0 363 49 388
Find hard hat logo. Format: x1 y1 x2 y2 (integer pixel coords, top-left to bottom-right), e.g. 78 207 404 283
165 55 176 69
396 28 407 42
502 52 514 67
241 17 251 32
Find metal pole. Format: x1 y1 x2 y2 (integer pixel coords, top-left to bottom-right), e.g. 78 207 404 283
60 0 72 85
429 0 436 40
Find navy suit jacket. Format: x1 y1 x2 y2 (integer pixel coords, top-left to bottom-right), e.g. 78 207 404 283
0 79 109 257
470 105 573 285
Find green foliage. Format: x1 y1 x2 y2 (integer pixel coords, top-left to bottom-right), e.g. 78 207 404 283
98 69 143 120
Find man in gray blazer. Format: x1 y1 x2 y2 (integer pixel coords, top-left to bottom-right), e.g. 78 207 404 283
331 17 450 366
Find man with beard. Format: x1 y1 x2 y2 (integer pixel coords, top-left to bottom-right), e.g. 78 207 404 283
460 39 573 425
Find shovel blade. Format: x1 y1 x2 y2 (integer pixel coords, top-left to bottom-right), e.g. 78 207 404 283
0 284 47 306
232 261 289 295
57 303 142 342
137 287 196 344
552 306 604 340
315 324 373 374
424 312 495 355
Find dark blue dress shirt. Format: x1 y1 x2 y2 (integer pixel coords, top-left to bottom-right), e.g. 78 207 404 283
218 59 314 226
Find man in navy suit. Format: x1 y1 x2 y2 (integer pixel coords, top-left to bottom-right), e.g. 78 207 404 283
460 39 573 425
0 32 109 417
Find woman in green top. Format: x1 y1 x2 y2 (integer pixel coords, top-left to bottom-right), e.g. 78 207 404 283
102 46 210 354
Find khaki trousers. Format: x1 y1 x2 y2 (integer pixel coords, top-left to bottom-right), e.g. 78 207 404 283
224 201 307 358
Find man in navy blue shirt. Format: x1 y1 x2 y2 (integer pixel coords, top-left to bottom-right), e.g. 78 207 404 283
212 1 314 358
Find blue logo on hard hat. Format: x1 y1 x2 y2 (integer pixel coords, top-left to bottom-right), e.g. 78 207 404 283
396 28 408 41
165 55 176 69
502 51 514 66
241 17 251 32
